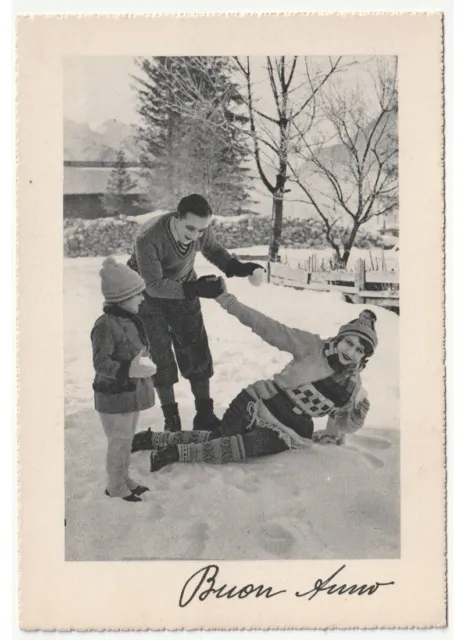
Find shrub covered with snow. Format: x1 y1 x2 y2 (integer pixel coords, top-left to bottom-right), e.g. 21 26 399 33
64 216 140 257
63 213 384 257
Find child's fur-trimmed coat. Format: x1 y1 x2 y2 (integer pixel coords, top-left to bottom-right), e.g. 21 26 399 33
91 305 155 414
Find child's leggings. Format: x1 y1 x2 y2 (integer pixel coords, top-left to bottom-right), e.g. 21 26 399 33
99 411 141 496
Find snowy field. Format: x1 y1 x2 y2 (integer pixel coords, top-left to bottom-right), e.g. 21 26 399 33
64 250 400 561
233 244 399 272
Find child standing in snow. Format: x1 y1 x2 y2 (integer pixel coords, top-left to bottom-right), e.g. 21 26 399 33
131 280 376 471
91 257 157 502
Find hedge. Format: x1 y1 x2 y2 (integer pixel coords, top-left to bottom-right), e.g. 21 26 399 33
63 214 384 258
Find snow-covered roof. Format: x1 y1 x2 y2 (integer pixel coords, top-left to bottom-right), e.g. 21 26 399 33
63 166 145 195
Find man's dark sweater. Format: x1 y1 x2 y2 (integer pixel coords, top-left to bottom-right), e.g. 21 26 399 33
133 212 233 299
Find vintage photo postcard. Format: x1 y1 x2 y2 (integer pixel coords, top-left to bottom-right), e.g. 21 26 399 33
17 12 445 631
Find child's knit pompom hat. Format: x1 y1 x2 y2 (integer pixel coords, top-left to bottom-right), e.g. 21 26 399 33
100 256 146 304
337 309 378 356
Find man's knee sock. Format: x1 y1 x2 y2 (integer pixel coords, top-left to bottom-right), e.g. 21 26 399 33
152 430 212 449
177 435 246 464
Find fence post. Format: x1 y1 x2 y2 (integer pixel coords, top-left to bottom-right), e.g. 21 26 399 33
354 259 366 304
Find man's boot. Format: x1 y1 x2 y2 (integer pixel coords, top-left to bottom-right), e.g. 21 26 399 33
162 402 182 432
193 398 221 432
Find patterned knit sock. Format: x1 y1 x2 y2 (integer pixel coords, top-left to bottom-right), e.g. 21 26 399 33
177 435 246 464
152 430 213 450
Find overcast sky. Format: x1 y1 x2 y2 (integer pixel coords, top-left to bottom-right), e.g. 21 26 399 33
63 55 394 128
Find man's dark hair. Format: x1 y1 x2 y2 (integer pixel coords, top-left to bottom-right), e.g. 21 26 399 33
177 194 212 218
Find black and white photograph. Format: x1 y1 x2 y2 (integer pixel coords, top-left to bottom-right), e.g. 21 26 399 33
63 54 400 562
17 12 446 631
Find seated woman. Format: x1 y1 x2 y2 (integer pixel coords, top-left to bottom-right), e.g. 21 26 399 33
131 279 377 471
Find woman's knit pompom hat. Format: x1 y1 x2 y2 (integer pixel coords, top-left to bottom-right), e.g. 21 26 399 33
337 309 378 356
100 256 145 304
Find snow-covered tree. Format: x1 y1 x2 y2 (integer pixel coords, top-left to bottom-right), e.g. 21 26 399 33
101 149 139 217
133 56 256 216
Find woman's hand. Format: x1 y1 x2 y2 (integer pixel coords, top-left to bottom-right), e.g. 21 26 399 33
356 397 370 413
313 431 346 445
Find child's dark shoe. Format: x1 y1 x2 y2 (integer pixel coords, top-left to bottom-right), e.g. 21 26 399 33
150 445 180 472
132 485 150 496
105 489 142 502
131 427 154 453
123 493 143 502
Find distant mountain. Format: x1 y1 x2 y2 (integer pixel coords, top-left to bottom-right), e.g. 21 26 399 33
64 118 141 162
283 109 398 229
318 109 397 164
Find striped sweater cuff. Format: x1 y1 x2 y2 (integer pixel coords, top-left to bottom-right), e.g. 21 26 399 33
216 292 237 311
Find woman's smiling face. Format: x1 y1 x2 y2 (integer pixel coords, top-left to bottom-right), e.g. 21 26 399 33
336 335 366 366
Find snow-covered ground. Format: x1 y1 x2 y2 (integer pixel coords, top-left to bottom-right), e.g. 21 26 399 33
233 245 399 272
64 250 400 561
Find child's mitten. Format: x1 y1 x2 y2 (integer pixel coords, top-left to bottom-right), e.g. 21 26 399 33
129 352 157 378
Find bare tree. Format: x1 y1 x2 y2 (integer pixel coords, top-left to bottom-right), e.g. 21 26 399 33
290 59 398 267
233 56 344 261
141 56 344 261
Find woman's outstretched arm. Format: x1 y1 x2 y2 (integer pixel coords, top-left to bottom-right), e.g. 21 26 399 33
216 289 320 357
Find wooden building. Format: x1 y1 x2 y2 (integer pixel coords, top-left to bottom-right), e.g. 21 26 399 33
63 161 150 219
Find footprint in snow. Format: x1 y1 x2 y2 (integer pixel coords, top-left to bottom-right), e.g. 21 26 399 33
344 445 385 469
148 501 165 520
350 434 393 450
258 522 296 557
238 476 262 494
184 521 209 558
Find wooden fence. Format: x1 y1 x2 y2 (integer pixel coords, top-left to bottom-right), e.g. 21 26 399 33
237 254 399 312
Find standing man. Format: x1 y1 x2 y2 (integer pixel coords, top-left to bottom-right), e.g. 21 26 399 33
128 193 264 432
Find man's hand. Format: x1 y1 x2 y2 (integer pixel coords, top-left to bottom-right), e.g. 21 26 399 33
183 275 225 299
225 258 266 278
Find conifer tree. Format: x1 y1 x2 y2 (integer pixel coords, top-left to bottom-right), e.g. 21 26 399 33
101 149 139 217
133 56 256 215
